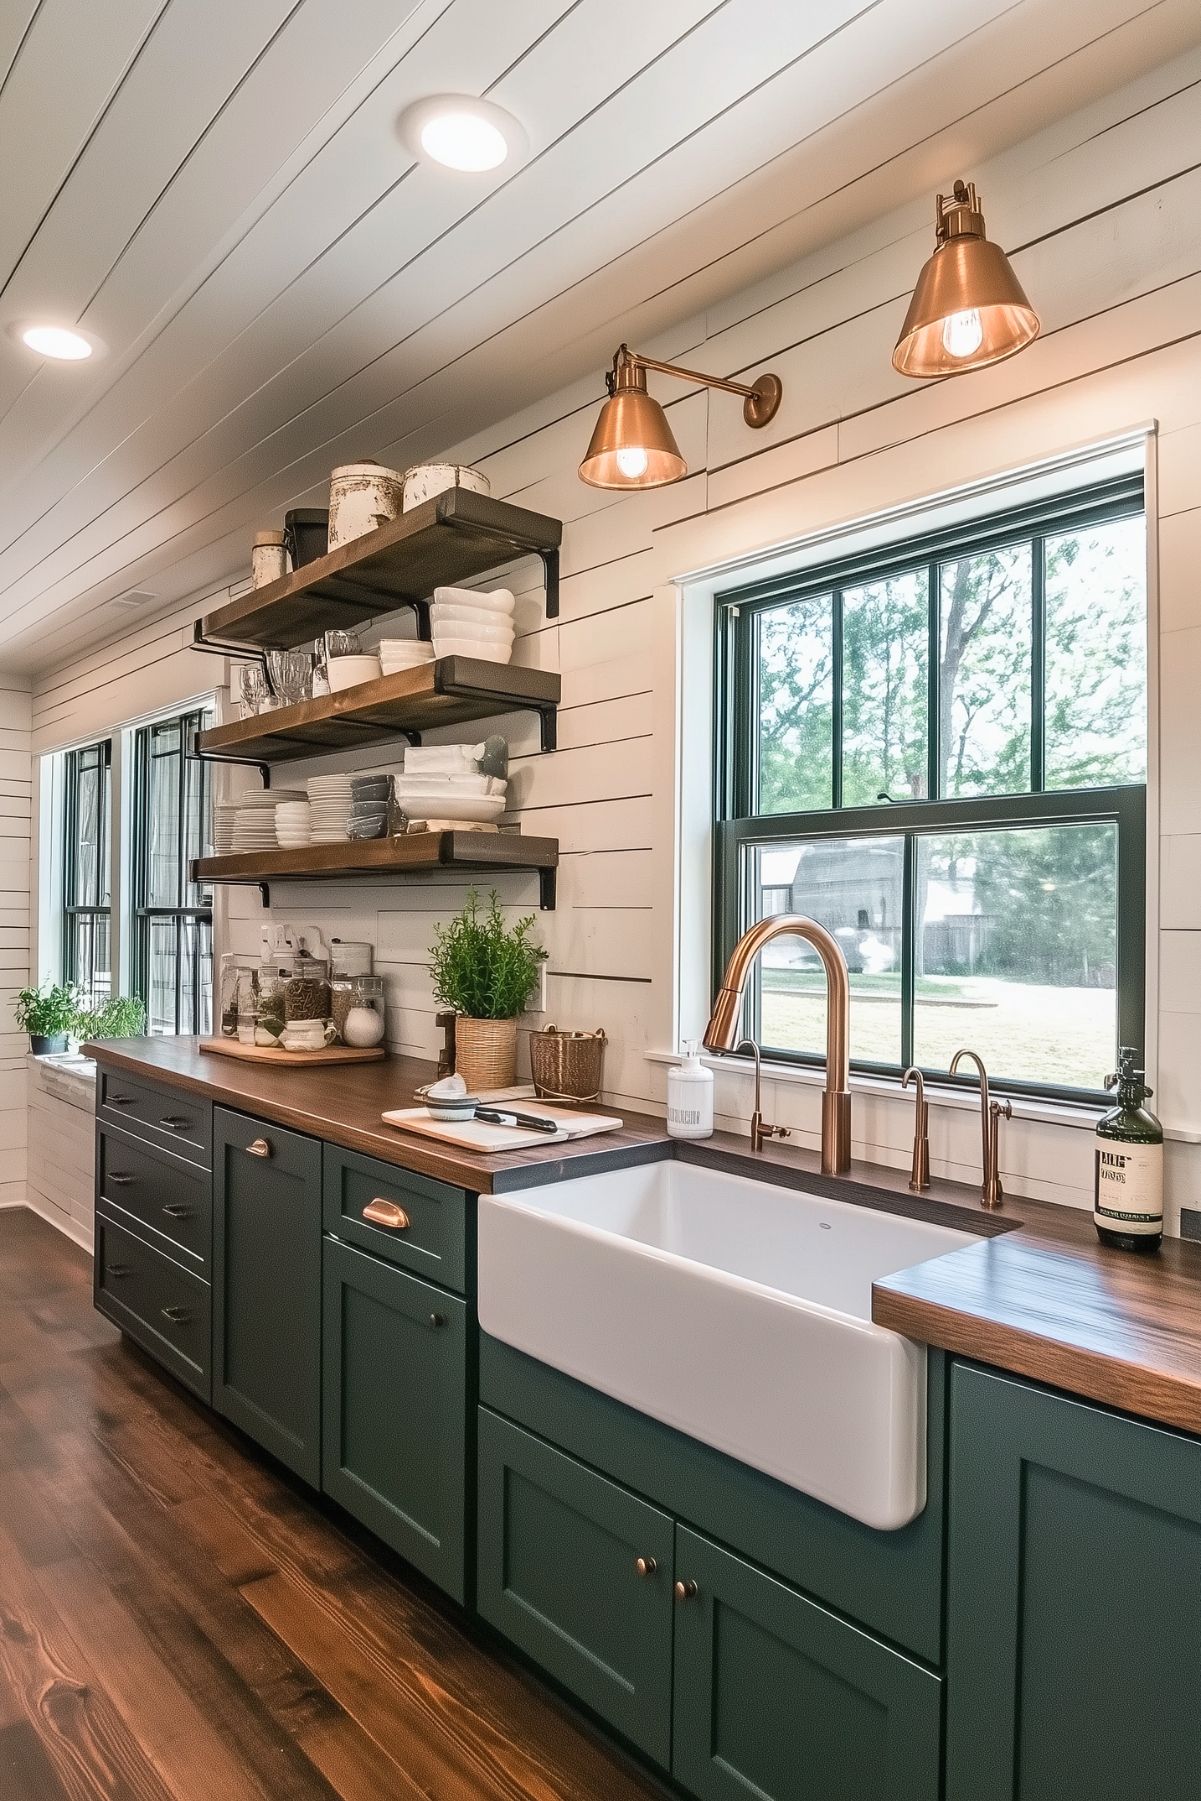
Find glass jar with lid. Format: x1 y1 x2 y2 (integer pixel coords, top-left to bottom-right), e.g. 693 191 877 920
281 954 331 1023
331 974 385 1046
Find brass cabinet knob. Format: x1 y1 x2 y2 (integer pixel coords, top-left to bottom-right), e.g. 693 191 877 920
634 1556 657 1578
674 1579 698 1602
245 1137 272 1158
429 1312 446 1330
362 1198 411 1230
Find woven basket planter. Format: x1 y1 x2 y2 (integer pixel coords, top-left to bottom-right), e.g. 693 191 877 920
453 1015 518 1092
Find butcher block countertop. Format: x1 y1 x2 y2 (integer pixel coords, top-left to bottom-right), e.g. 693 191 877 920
87 1038 1201 1436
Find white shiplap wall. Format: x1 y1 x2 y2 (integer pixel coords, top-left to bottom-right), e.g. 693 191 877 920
0 674 30 1213
29 45 1201 1232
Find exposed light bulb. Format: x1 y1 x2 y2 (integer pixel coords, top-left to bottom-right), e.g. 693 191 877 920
20 323 94 360
419 111 508 172
940 308 984 361
615 446 650 479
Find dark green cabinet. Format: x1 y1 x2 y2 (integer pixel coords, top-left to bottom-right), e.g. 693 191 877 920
477 1408 675 1764
947 1363 1201 1801
213 1108 322 1485
323 1237 469 1601
672 1528 941 1801
94 1208 211 1401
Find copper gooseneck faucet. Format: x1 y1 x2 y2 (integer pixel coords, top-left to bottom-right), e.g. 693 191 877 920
949 1047 1011 1208
703 915 852 1175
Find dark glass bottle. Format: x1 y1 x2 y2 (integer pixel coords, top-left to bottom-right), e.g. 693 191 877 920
1093 1046 1163 1252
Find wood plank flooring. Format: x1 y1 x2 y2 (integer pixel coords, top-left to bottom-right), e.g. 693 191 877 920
0 1209 668 1801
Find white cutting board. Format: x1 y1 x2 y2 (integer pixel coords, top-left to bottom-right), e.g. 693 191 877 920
381 1104 623 1152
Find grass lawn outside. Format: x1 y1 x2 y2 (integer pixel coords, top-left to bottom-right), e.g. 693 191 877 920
761 972 1115 1090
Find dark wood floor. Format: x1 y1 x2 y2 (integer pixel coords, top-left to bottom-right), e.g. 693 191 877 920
0 1208 666 1801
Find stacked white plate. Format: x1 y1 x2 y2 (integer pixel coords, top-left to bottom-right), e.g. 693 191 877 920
430 585 516 664
306 772 355 841
379 638 435 676
220 789 303 853
275 800 313 848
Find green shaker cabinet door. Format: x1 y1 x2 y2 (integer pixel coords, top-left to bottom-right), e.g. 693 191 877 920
947 1363 1201 1801
322 1237 468 1602
213 1109 322 1486
476 1409 674 1766
672 1528 941 1801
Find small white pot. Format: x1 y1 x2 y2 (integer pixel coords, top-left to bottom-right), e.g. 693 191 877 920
328 462 405 550
251 530 288 587
402 463 490 511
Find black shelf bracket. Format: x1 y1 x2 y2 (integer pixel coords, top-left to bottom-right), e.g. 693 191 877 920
539 866 557 911
192 734 271 788
191 858 269 907
539 548 560 619
191 618 269 668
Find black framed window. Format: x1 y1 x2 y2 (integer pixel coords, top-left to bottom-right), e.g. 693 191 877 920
62 740 112 1005
714 474 1147 1101
131 707 214 1035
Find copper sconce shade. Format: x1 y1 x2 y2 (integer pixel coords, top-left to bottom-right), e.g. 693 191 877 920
579 344 782 489
893 181 1039 379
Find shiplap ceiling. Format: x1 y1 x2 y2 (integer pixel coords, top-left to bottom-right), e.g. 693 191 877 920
0 0 1197 673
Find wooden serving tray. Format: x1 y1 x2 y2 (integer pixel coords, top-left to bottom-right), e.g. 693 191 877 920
200 1038 386 1067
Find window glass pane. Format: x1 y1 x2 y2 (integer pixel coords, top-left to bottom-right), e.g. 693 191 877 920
146 917 179 1034
71 915 111 1007
755 595 833 813
1044 515 1146 789
842 570 929 805
913 823 1117 1089
751 837 903 1065
938 544 1032 798
147 721 182 907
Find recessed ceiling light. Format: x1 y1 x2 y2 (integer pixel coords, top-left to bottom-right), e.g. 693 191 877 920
398 95 527 173
10 320 104 361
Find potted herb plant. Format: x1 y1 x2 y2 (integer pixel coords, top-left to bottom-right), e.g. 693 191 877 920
13 980 80 1055
428 889 547 1091
73 995 147 1042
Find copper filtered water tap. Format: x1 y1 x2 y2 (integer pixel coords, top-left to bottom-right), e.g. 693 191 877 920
901 1067 930 1192
949 1047 1011 1208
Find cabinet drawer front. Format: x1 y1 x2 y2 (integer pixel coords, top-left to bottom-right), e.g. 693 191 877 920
94 1210 211 1401
213 1108 322 1486
98 1068 212 1166
97 1126 211 1271
672 1528 941 1801
323 1239 468 1602
323 1146 467 1293
477 1409 674 1766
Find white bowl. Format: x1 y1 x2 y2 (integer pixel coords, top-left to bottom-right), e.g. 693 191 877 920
327 654 382 691
395 792 508 823
430 608 515 641
434 585 515 614
431 636 513 665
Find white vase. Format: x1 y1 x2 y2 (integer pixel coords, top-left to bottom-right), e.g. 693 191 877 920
328 462 405 550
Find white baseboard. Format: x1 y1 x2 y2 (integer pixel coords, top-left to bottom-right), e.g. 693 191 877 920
20 1193 93 1253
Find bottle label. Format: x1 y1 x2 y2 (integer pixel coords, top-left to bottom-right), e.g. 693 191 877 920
669 1103 703 1127
1094 1141 1163 1231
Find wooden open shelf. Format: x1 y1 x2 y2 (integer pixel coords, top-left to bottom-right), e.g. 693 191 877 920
192 830 559 909
198 488 562 651
197 657 561 764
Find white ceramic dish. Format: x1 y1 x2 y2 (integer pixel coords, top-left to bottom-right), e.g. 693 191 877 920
396 792 507 823
327 654 382 691
431 636 513 664
430 608 515 642
434 585 515 614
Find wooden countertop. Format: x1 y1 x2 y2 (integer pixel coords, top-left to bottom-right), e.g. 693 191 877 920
85 1036 670 1193
87 1038 1201 1435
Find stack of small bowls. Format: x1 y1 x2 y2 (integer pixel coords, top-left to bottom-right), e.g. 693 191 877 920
379 639 435 677
348 774 390 840
274 800 313 848
429 586 515 663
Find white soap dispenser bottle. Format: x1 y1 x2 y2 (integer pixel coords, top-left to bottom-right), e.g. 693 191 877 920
667 1041 715 1140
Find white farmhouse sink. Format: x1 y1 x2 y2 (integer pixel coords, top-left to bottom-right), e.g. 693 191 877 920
477 1160 977 1530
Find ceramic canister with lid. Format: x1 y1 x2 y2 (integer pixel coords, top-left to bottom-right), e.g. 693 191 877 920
330 938 373 977
251 530 287 587
327 461 405 550
401 462 490 511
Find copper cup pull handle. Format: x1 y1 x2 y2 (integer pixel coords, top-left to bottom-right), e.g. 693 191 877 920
362 1199 410 1230
674 1579 698 1602
246 1137 272 1158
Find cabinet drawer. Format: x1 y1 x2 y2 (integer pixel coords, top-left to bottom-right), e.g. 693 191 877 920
323 1145 468 1293
97 1067 212 1166
94 1209 211 1402
323 1239 468 1602
477 1409 674 1765
672 1528 941 1801
97 1126 211 1272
